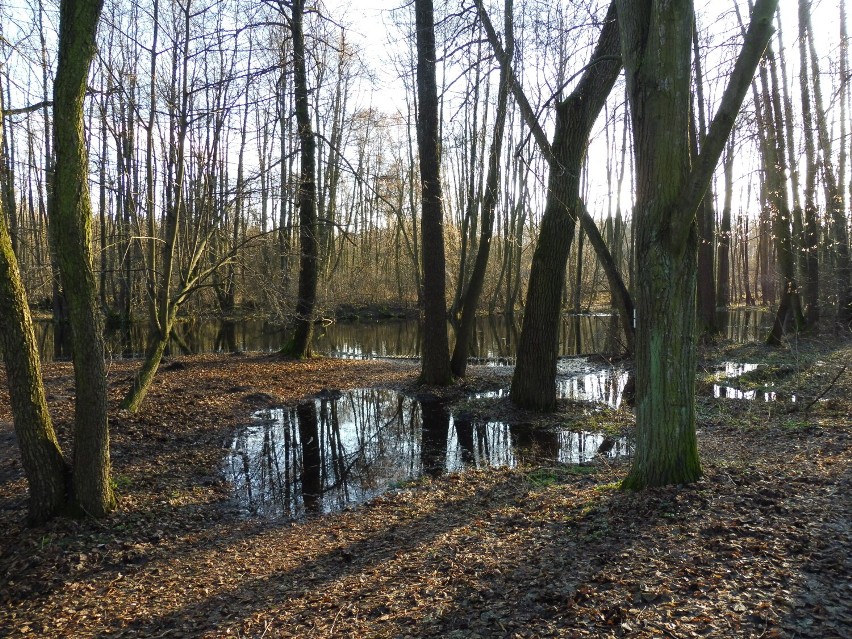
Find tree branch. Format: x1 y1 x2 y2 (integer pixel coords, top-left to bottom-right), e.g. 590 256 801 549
677 0 779 224
473 0 555 165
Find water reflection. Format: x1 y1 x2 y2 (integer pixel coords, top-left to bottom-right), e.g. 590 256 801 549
556 367 631 408
34 308 769 362
712 362 796 402
224 388 631 519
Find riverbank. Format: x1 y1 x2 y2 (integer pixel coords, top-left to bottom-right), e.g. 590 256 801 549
0 336 849 637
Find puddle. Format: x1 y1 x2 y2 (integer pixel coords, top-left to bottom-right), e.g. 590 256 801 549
556 367 631 408
224 388 630 519
712 362 796 402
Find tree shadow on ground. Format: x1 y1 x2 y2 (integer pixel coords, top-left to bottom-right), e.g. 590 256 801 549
98 473 536 637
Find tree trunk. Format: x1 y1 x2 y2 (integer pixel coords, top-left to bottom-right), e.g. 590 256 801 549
0 118 69 524
692 22 717 335
618 0 700 489
50 0 114 516
511 3 621 410
762 43 803 345
415 0 452 385
450 0 514 378
620 0 778 489
476 0 623 409
716 135 734 309
122 0 188 411
803 0 852 324
282 0 319 358
577 202 635 353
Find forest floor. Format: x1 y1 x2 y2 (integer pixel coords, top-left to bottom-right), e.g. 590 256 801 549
0 333 850 638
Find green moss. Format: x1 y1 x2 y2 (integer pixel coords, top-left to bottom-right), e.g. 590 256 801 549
526 465 597 488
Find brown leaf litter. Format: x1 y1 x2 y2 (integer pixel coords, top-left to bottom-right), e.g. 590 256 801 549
0 338 849 638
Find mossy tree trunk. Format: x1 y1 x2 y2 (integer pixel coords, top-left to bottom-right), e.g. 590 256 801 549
0 117 69 524
619 0 778 489
618 0 699 488
50 0 114 516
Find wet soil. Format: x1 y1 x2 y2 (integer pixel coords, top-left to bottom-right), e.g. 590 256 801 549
0 337 850 638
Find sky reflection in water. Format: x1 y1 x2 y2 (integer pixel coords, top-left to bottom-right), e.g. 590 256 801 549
225 383 631 519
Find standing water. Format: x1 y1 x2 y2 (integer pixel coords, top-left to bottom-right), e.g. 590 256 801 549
224 387 631 519
33 308 770 362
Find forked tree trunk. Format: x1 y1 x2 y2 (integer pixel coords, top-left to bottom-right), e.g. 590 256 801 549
122 0 188 411
477 0 623 410
620 0 778 489
50 0 114 516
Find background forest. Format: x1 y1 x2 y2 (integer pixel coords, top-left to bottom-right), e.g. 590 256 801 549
2 0 849 342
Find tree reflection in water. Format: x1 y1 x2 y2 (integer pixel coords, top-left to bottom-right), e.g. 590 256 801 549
419 397 457 477
225 388 631 519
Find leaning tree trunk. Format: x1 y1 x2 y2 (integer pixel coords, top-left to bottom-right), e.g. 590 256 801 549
576 202 635 353
478 0 633 408
122 0 187 412
619 0 778 489
509 2 622 410
415 0 452 385
50 0 114 516
451 0 514 378
0 117 68 524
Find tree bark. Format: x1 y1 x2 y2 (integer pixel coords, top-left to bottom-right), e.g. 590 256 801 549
281 0 319 358
716 135 734 309
692 22 717 335
0 117 69 524
477 0 623 409
620 0 778 489
50 0 114 516
762 44 803 345
415 0 452 385
802 0 852 324
450 0 514 377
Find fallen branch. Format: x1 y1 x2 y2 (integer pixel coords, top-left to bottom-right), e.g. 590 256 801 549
790 364 848 414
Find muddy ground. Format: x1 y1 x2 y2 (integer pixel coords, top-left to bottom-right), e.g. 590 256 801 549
0 335 849 638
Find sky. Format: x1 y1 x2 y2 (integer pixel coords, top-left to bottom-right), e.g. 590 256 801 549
317 0 851 216
3 0 847 221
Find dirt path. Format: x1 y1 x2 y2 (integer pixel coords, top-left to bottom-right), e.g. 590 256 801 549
0 339 849 638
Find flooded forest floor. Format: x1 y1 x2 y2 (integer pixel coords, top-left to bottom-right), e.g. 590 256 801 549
0 335 850 638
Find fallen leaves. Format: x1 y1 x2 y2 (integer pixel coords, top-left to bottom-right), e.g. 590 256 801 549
0 345 850 637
